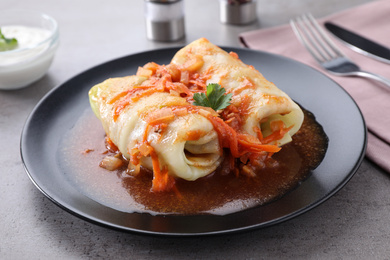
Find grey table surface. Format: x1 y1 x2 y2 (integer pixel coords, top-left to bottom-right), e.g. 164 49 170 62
1 0 389 259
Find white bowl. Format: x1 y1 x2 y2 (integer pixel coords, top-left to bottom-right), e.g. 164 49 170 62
0 10 59 90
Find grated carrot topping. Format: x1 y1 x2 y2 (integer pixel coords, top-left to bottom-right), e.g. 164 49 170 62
185 130 205 141
150 151 176 192
148 114 175 126
232 78 255 95
261 120 294 144
105 136 119 152
229 51 239 59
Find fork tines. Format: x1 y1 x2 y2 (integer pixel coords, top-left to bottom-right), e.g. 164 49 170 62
290 13 344 64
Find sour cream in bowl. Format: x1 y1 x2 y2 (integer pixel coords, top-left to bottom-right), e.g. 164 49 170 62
0 10 59 90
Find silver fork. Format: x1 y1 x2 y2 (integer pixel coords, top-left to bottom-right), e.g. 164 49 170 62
290 13 390 87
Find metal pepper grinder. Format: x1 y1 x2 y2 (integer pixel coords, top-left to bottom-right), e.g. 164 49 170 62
220 0 257 25
144 0 185 41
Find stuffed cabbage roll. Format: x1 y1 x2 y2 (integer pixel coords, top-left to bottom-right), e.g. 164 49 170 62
89 75 224 190
171 38 304 146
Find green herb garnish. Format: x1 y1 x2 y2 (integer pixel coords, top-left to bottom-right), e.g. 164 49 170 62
0 28 18 52
193 83 232 111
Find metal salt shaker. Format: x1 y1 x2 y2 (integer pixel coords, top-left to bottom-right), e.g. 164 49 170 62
220 0 257 25
144 0 185 41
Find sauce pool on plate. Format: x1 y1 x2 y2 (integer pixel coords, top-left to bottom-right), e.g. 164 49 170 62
60 106 328 215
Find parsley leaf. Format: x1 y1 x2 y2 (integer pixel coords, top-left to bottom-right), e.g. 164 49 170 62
193 83 232 111
0 28 18 52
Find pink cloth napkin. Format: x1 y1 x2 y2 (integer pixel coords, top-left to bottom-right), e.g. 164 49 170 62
240 0 390 172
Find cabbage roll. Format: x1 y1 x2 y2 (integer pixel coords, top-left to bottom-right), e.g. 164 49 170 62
89 76 223 189
171 38 304 146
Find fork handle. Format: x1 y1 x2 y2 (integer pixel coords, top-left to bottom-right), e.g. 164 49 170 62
355 71 390 88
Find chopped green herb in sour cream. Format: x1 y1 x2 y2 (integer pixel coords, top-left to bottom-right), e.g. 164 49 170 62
0 28 18 51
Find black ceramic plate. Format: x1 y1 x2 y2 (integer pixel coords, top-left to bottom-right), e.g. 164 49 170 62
21 47 366 236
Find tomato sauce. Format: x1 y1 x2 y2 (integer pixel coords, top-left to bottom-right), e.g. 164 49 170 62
61 107 327 215
106 108 328 215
